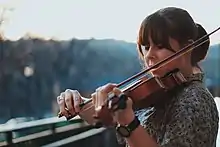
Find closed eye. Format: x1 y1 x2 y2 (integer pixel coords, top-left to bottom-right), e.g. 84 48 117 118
157 44 164 49
139 44 150 54
144 45 150 51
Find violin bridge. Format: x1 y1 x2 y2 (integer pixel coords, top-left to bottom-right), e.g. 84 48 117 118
172 72 187 85
155 77 168 90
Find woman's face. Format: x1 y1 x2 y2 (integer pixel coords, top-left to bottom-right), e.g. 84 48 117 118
141 36 192 77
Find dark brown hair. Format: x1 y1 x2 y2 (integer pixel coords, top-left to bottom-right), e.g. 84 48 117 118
137 7 210 66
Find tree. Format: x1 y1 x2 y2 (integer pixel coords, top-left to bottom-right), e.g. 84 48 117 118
0 6 14 39
0 6 15 122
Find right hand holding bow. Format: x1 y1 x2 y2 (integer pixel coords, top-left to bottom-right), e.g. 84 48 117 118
57 89 83 119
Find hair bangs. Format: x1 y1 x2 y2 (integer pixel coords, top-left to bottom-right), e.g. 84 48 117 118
138 13 173 54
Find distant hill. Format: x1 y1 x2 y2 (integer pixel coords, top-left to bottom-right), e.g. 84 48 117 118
200 44 220 87
206 44 220 59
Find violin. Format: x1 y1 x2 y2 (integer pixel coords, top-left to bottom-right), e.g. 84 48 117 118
58 26 220 127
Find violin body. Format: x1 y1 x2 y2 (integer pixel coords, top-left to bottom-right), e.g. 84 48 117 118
93 70 188 127
126 70 187 109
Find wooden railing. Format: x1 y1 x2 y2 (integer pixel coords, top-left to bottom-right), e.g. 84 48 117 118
0 116 98 146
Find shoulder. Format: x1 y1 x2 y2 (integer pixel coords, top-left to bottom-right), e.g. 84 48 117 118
160 82 219 146
172 81 217 113
166 81 219 135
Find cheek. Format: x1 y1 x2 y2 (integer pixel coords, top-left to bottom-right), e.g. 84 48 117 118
152 61 179 77
157 50 174 62
152 50 180 76
159 49 187 68
166 56 186 69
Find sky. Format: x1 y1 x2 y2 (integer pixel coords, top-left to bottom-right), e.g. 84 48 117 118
0 0 220 45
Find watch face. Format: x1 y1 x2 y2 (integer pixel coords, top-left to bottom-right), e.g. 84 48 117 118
117 126 130 137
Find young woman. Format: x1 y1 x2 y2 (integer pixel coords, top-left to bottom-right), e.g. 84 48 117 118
57 7 219 147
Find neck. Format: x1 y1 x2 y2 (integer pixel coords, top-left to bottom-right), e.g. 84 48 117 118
192 65 202 74
179 65 194 77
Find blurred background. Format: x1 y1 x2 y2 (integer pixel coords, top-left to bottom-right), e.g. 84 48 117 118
0 0 219 147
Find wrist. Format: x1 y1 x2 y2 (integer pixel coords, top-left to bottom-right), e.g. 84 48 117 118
117 110 135 125
116 115 140 138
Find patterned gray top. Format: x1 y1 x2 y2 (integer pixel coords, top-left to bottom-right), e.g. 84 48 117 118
117 73 219 147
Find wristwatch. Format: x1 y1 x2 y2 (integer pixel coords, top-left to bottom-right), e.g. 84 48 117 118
116 116 140 138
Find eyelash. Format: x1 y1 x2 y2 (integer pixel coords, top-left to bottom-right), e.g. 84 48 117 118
142 44 164 52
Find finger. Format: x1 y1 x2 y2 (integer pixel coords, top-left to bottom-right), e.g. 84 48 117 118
95 88 102 111
100 83 117 93
114 88 133 110
108 87 122 103
91 93 99 119
112 87 122 96
71 90 82 113
65 89 75 115
57 93 68 117
111 88 128 111
96 83 117 108
91 93 96 106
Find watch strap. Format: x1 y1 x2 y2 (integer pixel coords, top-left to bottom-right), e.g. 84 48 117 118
127 116 140 131
116 116 140 137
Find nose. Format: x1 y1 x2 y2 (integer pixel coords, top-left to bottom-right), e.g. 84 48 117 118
143 46 156 65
